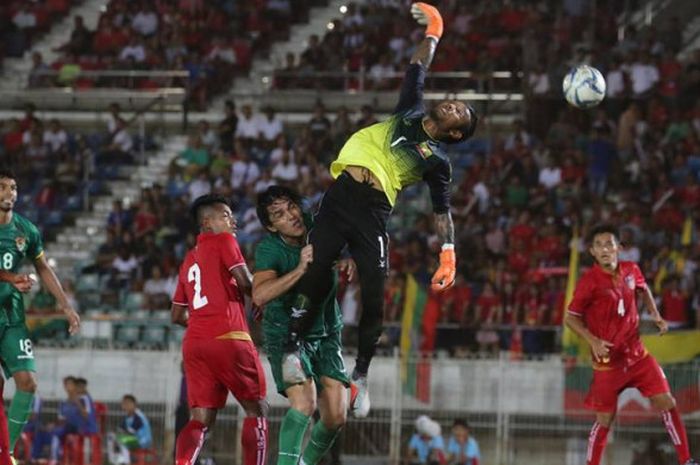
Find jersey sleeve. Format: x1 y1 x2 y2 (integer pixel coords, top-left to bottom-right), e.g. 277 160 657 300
568 275 592 317
254 239 280 273
220 233 246 271
27 221 44 260
631 263 647 289
394 64 426 115
172 269 188 307
423 158 452 214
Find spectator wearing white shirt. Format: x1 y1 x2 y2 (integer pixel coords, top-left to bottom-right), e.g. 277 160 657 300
258 107 284 149
119 37 146 63
13 6 37 30
618 229 641 263
196 120 218 150
269 135 294 165
206 37 237 65
230 146 260 191
100 118 134 164
111 247 139 290
143 265 172 309
271 151 299 184
368 54 396 90
43 119 68 155
342 2 364 28
606 59 626 99
528 65 550 96
629 52 659 97
131 5 159 36
234 105 261 146
188 171 212 201
539 158 562 190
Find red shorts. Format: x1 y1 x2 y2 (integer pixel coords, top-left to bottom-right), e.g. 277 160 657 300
585 355 670 412
183 337 266 409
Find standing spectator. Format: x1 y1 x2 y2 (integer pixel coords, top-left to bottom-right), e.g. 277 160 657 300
446 419 480 465
538 157 562 191
27 52 51 88
131 4 159 37
235 104 261 147
605 57 626 100
307 103 332 156
407 415 446 465
107 395 153 465
56 15 92 55
43 119 68 156
629 52 659 98
257 106 283 149
218 100 238 153
196 120 218 151
368 54 397 90
662 277 689 329
12 4 37 31
101 119 134 164
586 125 616 197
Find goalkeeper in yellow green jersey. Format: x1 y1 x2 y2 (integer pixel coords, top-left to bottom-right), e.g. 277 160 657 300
283 3 478 418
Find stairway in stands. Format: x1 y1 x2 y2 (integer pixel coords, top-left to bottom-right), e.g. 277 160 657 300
46 136 187 278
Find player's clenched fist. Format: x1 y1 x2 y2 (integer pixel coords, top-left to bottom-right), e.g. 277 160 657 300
410 2 444 41
297 244 314 272
431 247 455 291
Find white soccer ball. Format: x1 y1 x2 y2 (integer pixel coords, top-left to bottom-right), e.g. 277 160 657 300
562 65 606 109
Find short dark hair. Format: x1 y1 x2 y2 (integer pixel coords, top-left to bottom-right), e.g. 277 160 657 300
453 419 470 429
256 186 303 228
123 394 137 404
63 376 77 384
587 223 619 245
0 168 17 181
75 377 88 386
451 104 478 143
190 194 231 225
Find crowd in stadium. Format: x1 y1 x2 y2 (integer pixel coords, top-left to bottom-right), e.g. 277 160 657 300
0 0 699 358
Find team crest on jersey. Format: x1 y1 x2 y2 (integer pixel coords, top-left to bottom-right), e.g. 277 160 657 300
15 236 26 253
624 274 635 290
416 142 433 159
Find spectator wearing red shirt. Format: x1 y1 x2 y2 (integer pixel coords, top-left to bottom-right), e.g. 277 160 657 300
661 277 689 328
442 274 472 324
2 119 24 158
508 211 536 249
475 282 501 354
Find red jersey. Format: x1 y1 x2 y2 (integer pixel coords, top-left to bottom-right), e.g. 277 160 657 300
172 232 249 339
568 261 647 368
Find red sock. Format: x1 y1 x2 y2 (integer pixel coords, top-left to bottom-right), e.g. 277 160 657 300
175 420 207 465
0 397 10 465
241 417 267 465
662 408 691 464
586 422 610 465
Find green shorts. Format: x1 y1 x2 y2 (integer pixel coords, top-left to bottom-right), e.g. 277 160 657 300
0 325 35 378
265 330 350 395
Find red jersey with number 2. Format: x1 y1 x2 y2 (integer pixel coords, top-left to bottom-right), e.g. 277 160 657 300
172 232 249 339
568 261 648 368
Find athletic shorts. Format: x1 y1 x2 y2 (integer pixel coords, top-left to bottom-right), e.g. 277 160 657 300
0 325 35 378
585 354 670 412
183 337 266 409
265 330 350 395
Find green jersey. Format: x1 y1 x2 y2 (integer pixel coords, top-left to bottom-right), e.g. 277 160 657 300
254 232 342 340
0 213 44 325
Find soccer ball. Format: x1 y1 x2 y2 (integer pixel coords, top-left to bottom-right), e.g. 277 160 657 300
562 65 606 109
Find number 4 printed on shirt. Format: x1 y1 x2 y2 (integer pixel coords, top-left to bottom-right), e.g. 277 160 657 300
617 298 625 317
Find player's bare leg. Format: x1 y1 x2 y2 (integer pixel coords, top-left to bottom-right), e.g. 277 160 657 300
296 377 346 465
238 399 269 465
8 371 36 457
650 393 696 465
175 408 216 465
586 411 614 465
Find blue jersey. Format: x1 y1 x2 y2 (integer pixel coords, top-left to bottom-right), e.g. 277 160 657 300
447 436 480 464
408 433 445 463
121 409 152 448
58 400 82 431
79 394 99 434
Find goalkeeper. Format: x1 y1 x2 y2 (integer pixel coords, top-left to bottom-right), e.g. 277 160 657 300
283 2 478 417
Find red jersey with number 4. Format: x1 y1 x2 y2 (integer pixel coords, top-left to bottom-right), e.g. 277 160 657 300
568 261 648 368
172 232 249 339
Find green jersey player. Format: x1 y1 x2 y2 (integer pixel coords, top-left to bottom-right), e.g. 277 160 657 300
0 169 80 456
253 186 354 465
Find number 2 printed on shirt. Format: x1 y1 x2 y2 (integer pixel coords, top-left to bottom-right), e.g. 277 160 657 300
188 263 209 310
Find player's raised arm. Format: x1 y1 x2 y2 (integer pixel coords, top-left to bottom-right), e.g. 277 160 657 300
34 255 80 334
394 3 443 114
